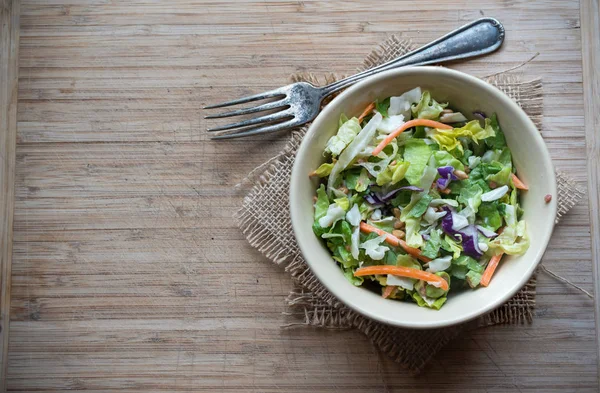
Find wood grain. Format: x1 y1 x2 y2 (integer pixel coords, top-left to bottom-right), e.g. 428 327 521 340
6 0 599 391
580 0 600 381
0 0 19 389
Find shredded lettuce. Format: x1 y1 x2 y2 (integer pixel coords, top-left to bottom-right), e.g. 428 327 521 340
375 160 410 186
421 228 442 259
360 235 390 260
325 116 362 156
314 184 329 220
327 113 382 196
411 90 448 120
404 139 433 185
389 87 422 119
377 114 405 134
311 91 528 310
404 217 423 248
458 183 484 213
429 120 495 153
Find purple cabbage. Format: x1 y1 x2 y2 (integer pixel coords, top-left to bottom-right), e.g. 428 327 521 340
441 207 484 259
436 166 458 190
378 186 424 202
476 225 498 239
364 194 384 207
365 186 424 207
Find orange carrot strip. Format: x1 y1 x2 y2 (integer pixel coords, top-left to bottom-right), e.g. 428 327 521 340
382 285 396 299
359 222 431 263
480 254 504 287
354 265 449 291
357 102 375 122
511 173 529 191
372 119 452 156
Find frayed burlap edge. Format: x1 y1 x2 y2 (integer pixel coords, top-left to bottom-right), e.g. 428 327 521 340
235 35 584 374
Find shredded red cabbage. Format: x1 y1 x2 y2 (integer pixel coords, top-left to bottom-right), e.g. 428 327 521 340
364 194 384 207
378 186 424 202
441 207 483 258
436 166 458 190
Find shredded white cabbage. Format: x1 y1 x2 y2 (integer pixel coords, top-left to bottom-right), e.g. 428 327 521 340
424 206 447 225
359 235 389 260
327 113 382 195
468 155 481 169
376 114 405 134
388 87 422 119
426 255 452 273
387 274 416 291
481 185 509 202
345 204 361 226
430 198 459 207
351 226 360 259
451 211 469 231
318 204 346 228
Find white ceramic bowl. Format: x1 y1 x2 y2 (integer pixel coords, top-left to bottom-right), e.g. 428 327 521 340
290 67 557 329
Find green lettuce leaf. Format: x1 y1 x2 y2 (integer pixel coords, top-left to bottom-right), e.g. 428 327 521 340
345 168 370 192
324 116 362 156
441 234 463 259
375 97 391 117
312 162 334 177
405 217 424 248
489 220 530 255
411 91 448 120
341 266 363 286
396 254 422 270
322 220 352 244
483 114 507 149
433 150 465 171
376 160 410 186
421 228 442 259
466 270 482 288
429 120 496 153
478 202 503 231
458 183 484 213
487 165 512 186
333 197 350 211
453 255 484 273
403 139 433 185
411 290 447 310
405 194 433 219
314 184 329 220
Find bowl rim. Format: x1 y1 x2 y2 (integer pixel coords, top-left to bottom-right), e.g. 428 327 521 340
289 66 557 329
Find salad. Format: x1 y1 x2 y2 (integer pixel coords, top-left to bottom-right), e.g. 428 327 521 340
310 87 530 310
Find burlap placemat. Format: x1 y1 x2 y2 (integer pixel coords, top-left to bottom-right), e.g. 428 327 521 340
236 35 585 374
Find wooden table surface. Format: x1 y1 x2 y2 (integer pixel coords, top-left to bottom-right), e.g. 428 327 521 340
1 1 599 392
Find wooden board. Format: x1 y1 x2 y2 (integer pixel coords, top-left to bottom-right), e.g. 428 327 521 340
0 0 19 389
5 0 600 391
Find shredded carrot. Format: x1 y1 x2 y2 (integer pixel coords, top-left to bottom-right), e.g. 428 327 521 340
372 119 452 156
511 173 529 191
357 102 375 122
354 265 449 291
359 222 431 263
480 253 504 287
382 285 396 299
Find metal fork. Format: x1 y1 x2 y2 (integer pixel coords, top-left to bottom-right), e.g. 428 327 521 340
205 17 505 139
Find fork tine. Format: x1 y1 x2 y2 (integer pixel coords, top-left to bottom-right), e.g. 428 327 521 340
204 99 288 119
203 88 286 109
210 119 298 140
207 110 292 132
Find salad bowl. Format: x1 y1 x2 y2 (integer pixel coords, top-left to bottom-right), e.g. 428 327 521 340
289 67 557 329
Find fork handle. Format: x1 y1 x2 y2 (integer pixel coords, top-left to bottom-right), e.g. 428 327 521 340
320 17 505 97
